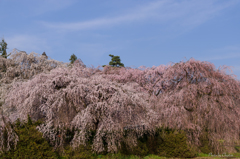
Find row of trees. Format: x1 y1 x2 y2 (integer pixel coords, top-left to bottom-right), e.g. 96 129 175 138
0 38 125 70
68 53 125 69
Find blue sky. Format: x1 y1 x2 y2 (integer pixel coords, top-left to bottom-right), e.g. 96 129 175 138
1 0 240 81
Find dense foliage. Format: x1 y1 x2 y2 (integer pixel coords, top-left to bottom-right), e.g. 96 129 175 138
100 58 240 154
0 115 59 158
102 54 125 68
0 50 158 154
0 49 240 157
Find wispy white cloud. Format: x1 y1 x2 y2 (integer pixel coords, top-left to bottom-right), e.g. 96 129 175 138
37 1 165 31
37 0 239 32
170 0 239 36
174 1 237 26
37 0 169 31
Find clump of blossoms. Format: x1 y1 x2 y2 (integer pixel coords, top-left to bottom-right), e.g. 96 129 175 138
1 50 240 154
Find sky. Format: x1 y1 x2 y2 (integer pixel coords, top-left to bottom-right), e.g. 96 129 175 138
1 0 240 82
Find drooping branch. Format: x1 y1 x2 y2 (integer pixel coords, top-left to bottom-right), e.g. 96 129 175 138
100 57 240 154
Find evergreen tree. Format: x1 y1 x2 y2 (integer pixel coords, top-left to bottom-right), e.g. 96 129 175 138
69 54 77 64
67 53 77 68
0 38 11 59
102 54 125 68
41 51 48 59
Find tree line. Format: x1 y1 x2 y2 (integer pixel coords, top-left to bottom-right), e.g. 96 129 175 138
1 37 240 157
0 38 125 69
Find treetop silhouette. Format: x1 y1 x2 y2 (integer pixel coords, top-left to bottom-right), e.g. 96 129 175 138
102 54 124 68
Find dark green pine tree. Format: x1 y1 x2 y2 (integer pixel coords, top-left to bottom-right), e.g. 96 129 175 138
102 54 125 68
69 54 77 64
0 38 11 59
41 51 48 59
66 53 77 68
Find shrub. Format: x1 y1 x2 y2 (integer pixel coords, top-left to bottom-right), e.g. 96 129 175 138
156 128 197 158
198 128 212 154
119 126 197 158
0 116 59 158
